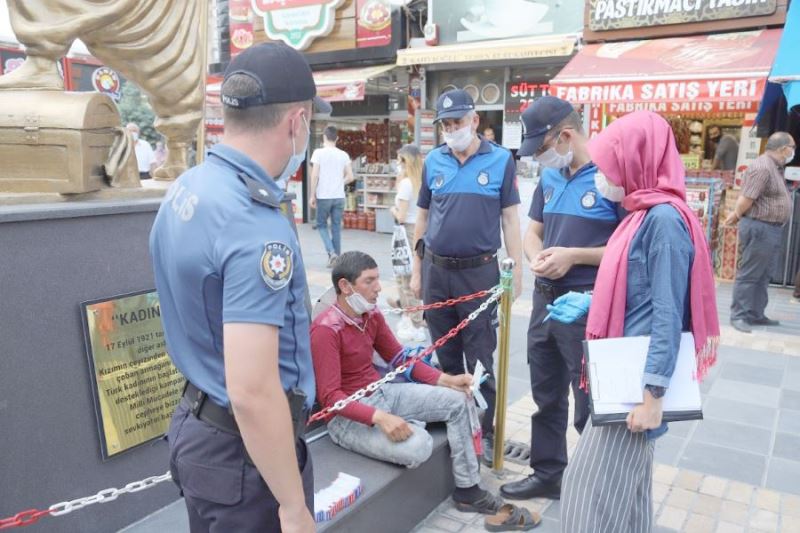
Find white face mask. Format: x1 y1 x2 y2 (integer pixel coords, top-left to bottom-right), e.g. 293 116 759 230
345 287 376 314
397 162 405 176
594 171 625 202
443 123 474 152
785 149 795 165
535 133 573 169
276 114 309 184
131 132 139 142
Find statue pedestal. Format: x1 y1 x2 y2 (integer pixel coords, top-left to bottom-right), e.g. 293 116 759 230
0 179 169 207
0 188 179 533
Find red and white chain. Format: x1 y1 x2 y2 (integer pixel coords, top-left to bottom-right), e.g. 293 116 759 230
381 288 493 315
0 472 172 530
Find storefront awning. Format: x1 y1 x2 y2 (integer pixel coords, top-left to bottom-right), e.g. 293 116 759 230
312 64 396 102
396 35 576 67
551 30 781 105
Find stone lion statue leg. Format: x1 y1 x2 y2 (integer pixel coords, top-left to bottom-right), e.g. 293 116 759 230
0 0 204 181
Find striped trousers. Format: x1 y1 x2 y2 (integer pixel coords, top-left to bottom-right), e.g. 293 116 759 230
560 419 655 533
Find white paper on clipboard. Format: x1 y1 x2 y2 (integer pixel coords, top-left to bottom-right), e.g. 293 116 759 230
585 332 702 420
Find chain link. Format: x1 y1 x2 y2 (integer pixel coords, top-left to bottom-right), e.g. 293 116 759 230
381 288 492 315
0 472 172 529
308 285 504 425
47 472 172 518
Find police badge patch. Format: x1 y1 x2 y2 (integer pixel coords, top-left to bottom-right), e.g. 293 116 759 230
544 187 554 204
433 175 445 189
581 191 597 209
261 242 293 290
477 171 489 186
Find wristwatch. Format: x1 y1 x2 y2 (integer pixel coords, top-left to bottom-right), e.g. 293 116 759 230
644 384 666 399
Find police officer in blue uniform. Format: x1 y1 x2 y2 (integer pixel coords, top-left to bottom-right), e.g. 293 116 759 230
410 89 523 465
500 97 624 500
149 43 330 533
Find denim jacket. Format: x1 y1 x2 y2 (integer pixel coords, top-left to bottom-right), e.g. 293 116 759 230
623 204 694 439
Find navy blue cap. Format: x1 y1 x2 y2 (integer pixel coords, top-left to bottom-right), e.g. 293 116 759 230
434 89 475 123
518 96 574 157
222 43 331 114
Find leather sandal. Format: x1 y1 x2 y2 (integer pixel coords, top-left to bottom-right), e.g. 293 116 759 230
454 491 504 515
485 504 541 531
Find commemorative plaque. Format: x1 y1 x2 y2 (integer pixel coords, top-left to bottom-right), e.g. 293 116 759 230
81 290 184 458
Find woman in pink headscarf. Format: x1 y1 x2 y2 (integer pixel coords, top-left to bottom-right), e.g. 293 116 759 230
560 111 719 532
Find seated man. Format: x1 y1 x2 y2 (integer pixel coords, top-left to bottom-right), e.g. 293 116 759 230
311 251 503 514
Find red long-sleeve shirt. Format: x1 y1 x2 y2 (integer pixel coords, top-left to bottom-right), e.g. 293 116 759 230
311 304 442 425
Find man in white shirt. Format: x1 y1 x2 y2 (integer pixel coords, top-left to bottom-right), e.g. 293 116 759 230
310 126 355 267
126 122 156 180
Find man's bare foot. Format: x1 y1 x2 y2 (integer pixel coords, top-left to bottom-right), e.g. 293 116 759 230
0 57 64 90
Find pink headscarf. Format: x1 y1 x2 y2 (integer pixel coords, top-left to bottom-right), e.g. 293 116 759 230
586 111 719 380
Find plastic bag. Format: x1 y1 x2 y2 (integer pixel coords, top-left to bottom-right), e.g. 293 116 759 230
391 224 413 278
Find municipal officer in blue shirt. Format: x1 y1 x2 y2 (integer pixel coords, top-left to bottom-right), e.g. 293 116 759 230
410 89 523 466
500 96 624 501
149 43 330 533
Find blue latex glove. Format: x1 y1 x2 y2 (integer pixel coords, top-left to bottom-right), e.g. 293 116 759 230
544 291 592 324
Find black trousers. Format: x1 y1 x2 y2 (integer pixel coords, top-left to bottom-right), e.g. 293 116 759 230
167 399 314 532
527 287 591 482
422 255 499 436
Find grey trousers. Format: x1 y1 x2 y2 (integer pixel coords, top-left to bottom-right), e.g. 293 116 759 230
731 217 784 322
560 419 655 533
327 383 481 488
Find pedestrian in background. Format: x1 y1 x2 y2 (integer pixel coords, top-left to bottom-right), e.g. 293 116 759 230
725 131 795 333
500 96 623 502
410 89 523 466
708 125 739 171
310 125 355 267
126 122 156 180
390 144 426 341
154 140 167 169
150 43 330 533
560 110 720 533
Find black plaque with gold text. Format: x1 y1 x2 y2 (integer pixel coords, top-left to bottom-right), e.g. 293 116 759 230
81 290 184 458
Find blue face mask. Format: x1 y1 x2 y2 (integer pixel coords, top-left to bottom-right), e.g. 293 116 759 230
276 114 309 185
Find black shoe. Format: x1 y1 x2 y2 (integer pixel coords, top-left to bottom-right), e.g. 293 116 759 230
500 474 561 500
730 319 752 333
481 434 494 467
748 316 780 326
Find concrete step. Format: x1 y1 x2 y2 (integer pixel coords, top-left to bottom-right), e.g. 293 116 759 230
120 425 453 533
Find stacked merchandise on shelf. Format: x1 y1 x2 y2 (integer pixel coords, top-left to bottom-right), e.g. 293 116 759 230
362 121 404 163
337 130 366 160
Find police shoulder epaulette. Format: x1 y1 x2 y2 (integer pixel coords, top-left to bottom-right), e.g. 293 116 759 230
238 172 281 208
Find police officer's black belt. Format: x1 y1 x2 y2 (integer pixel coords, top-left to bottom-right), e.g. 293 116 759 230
425 249 497 270
183 382 308 445
534 280 593 302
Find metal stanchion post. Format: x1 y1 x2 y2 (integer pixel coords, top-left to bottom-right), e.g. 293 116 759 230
493 258 515 474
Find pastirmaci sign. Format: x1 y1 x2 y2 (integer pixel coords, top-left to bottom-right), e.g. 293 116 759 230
252 0 345 50
589 0 778 31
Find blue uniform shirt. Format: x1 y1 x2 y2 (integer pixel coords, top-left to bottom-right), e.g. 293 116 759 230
418 140 520 257
529 163 624 287
149 144 315 410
